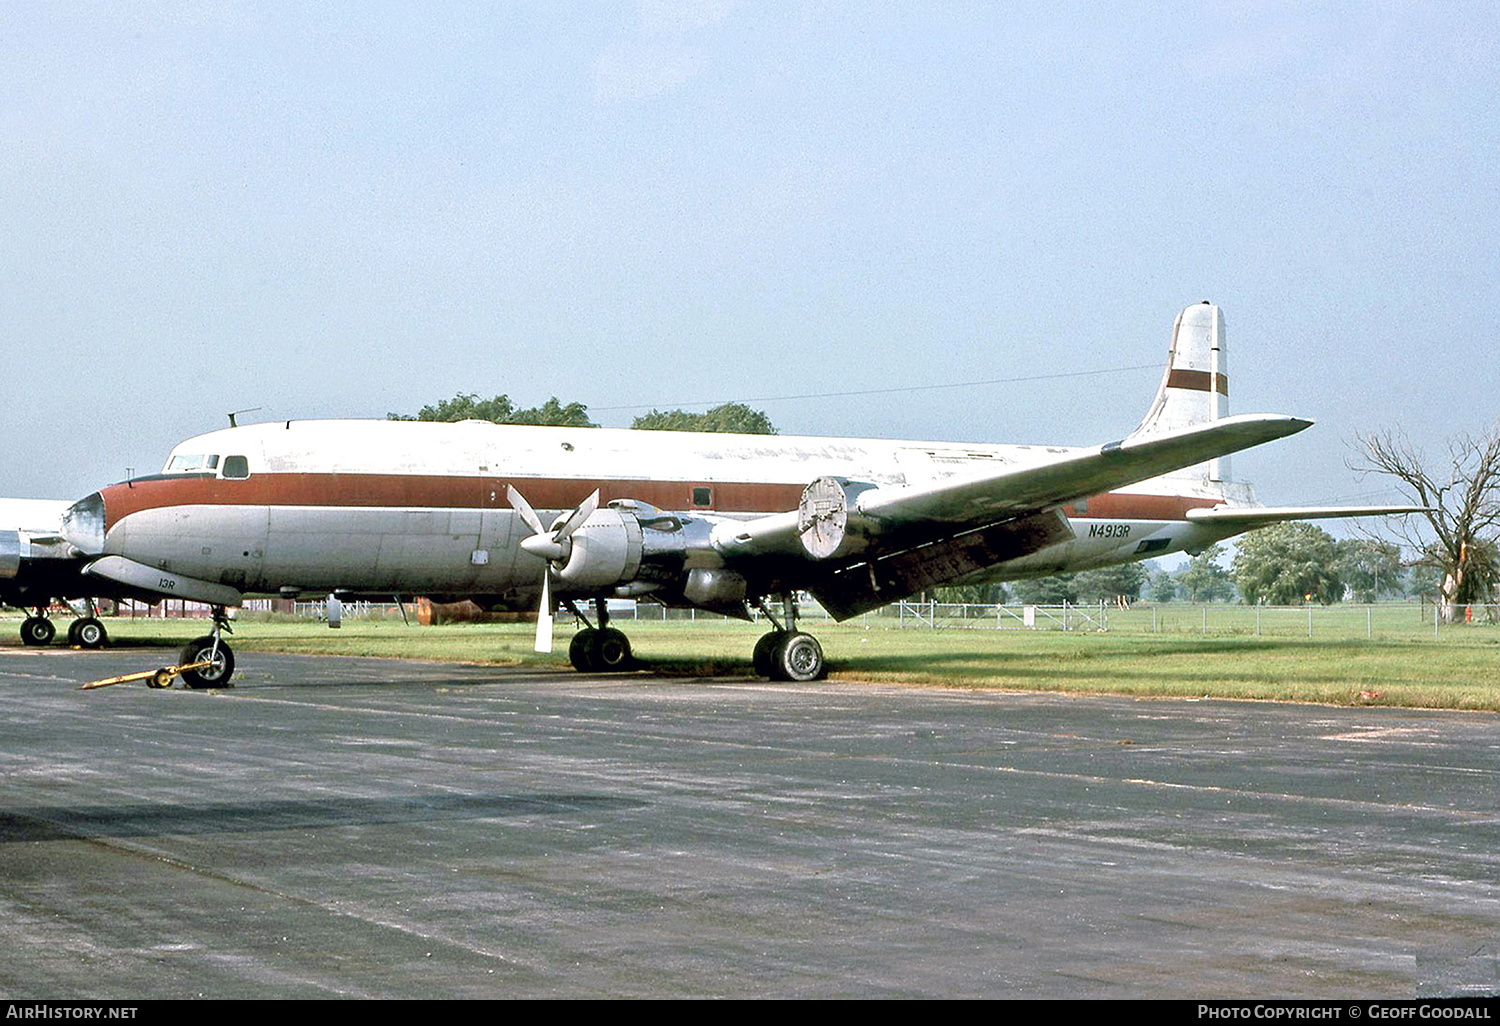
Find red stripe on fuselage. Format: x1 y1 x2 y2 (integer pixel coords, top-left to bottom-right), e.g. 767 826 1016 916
1063 493 1220 520
97 474 811 532
97 473 1222 532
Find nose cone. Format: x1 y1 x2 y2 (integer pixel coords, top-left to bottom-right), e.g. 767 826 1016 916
61 492 106 555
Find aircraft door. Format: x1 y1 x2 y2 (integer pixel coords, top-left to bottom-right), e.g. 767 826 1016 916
476 478 517 588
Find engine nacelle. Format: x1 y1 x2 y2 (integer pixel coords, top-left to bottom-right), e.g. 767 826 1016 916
0 530 19 579
680 568 749 616
554 509 644 588
552 507 696 591
796 476 879 560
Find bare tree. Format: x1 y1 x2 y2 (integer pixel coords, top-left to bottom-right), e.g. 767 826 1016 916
1351 426 1500 614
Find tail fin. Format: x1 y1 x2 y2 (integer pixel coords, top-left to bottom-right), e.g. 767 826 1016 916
1129 301 1231 482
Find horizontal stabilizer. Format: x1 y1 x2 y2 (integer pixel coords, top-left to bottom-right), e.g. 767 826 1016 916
1186 505 1429 528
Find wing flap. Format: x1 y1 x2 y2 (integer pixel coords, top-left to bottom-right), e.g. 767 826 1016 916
808 508 1076 620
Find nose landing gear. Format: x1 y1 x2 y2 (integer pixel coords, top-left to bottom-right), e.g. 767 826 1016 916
178 606 236 688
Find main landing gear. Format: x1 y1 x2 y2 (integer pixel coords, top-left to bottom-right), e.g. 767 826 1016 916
67 615 108 650
176 606 235 689
753 594 826 682
555 593 827 682
20 610 55 647
565 597 634 673
18 605 109 649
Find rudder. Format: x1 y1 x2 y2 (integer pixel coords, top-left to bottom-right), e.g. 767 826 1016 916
1130 301 1231 481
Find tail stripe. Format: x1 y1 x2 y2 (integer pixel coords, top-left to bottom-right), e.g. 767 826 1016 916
1166 369 1229 396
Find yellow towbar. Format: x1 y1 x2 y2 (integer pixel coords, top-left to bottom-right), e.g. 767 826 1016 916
80 660 215 691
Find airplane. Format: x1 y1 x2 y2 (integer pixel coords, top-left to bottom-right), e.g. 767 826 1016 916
57 303 1420 688
0 498 115 648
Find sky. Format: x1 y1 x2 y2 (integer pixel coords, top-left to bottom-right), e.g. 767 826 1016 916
2 1 1496 520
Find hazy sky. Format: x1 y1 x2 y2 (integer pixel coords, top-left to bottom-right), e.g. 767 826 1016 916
2 1 1496 515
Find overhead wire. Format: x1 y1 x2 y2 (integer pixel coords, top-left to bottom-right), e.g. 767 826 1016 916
589 362 1162 413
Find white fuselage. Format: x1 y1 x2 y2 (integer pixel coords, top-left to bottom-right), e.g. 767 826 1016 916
85 419 1246 605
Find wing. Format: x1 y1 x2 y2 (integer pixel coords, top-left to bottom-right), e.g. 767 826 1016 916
714 413 1312 557
711 413 1314 618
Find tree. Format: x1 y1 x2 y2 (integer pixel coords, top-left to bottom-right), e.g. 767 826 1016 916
1073 563 1147 605
388 393 596 427
931 582 1009 604
1334 538 1404 602
631 403 776 434
1010 574 1078 605
1231 523 1342 605
1351 426 1500 609
1146 566 1179 603
1177 544 1235 602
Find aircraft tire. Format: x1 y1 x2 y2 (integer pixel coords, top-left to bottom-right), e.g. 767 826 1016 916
569 628 598 672
69 618 108 649
178 636 235 689
21 617 54 647
768 632 825 683
752 631 787 678
590 628 633 672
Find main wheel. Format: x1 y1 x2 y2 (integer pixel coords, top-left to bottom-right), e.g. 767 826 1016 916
769 632 825 682
68 618 108 649
568 628 598 671
178 636 235 689
752 631 787 678
21 617 54 646
590 628 633 672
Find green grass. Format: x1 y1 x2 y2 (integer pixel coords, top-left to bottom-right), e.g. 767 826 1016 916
8 611 1498 712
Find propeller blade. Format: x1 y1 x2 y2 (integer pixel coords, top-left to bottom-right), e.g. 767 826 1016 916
554 489 600 542
507 485 547 537
510 484 596 655
534 567 554 653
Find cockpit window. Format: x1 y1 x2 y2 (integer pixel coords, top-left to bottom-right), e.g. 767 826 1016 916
222 455 250 480
164 454 219 473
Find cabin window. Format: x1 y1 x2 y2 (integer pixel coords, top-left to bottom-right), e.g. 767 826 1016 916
1134 538 1170 554
222 455 250 480
691 486 713 508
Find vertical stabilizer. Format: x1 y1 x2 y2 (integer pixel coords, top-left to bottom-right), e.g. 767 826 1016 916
1129 301 1230 481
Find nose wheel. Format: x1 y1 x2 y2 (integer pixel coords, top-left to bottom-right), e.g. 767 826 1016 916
178 606 236 688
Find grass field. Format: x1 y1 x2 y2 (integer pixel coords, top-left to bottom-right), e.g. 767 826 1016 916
8 608 1498 712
